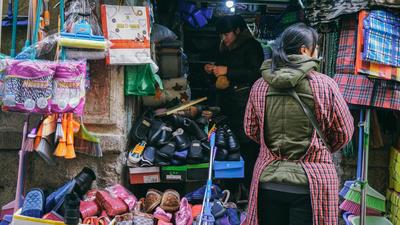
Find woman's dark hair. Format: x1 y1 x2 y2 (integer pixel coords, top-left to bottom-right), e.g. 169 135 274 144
216 15 248 34
271 23 318 71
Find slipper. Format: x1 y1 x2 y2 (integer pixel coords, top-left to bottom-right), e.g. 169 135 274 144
227 208 241 225
155 154 172 166
211 200 226 219
215 214 231 225
157 142 176 159
160 189 180 213
173 128 191 151
187 140 204 164
185 185 223 204
21 188 45 218
175 198 193 225
153 207 172 222
144 189 163 213
174 149 188 161
171 158 186 166
45 180 76 212
148 120 173 146
141 146 156 167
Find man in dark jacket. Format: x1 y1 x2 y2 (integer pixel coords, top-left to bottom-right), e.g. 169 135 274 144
204 15 264 190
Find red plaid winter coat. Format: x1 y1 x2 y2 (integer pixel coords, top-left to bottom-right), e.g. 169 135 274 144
244 71 354 225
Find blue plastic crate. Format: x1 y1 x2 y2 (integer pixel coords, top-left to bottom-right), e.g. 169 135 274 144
193 10 208 28
214 157 244 179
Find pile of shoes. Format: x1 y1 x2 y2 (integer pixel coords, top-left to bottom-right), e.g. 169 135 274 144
128 106 241 167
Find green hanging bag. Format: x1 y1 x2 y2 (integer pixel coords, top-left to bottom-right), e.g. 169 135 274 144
124 64 163 96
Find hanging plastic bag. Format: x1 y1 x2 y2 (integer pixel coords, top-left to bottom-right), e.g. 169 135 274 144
3 60 56 113
52 60 87 115
124 64 162 96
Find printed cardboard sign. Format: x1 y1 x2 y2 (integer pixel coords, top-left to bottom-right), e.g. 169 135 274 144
101 5 151 65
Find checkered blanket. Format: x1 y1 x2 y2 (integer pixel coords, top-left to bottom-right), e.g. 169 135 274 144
334 15 400 111
363 10 400 67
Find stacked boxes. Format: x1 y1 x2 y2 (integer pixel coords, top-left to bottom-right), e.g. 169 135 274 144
387 147 400 224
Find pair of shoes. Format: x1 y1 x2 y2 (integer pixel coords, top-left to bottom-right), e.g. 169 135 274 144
144 189 181 214
215 125 240 161
185 185 223 204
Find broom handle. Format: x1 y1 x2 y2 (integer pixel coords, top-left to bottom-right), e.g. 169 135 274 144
360 109 371 225
14 114 30 212
356 110 364 179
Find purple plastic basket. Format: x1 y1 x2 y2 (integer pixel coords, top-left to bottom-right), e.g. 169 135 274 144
200 7 213 20
193 10 208 28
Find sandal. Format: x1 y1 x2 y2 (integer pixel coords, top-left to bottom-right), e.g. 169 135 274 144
144 189 163 213
160 189 180 213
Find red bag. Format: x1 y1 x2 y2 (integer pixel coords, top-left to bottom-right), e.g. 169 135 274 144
95 191 128 217
80 200 100 219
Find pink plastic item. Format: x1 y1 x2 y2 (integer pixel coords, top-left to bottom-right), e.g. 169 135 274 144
154 207 172 222
52 60 86 115
3 60 56 114
175 198 193 225
105 184 137 211
95 190 128 217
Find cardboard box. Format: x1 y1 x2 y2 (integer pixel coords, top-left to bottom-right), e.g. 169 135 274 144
187 163 209 181
214 157 245 179
129 167 160 184
12 209 66 225
161 165 187 182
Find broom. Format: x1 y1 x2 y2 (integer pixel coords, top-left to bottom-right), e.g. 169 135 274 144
55 114 64 143
342 110 386 216
65 113 76 159
21 128 37 152
74 117 102 157
54 114 67 157
340 110 364 198
36 115 57 166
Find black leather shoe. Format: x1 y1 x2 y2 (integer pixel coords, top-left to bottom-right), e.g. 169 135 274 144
215 148 228 161
171 158 186 166
173 128 191 151
187 140 204 164
216 128 226 148
148 120 173 146
226 128 240 152
227 152 241 161
73 167 96 198
63 192 80 225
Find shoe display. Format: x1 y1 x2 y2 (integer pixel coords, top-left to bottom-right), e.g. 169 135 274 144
173 128 191 151
216 128 227 148
73 167 96 198
21 188 45 218
148 120 173 147
141 146 157 167
187 140 204 164
63 192 80 225
226 128 240 152
160 189 180 213
215 148 229 161
144 189 163 213
157 142 176 159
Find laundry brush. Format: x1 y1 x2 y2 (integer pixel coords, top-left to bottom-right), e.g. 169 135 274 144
54 114 68 157
65 113 76 159
55 114 64 143
22 128 37 152
74 121 102 157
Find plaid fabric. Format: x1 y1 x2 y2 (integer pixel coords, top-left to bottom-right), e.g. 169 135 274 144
336 17 357 74
355 10 400 82
244 72 354 225
334 73 374 106
335 15 400 111
363 10 400 67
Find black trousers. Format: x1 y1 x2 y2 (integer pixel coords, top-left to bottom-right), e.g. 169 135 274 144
258 188 313 225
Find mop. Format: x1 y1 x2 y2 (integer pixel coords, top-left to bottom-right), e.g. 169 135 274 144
197 131 216 225
58 0 107 50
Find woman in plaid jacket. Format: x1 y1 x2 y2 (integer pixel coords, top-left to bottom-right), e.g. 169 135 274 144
244 23 354 225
